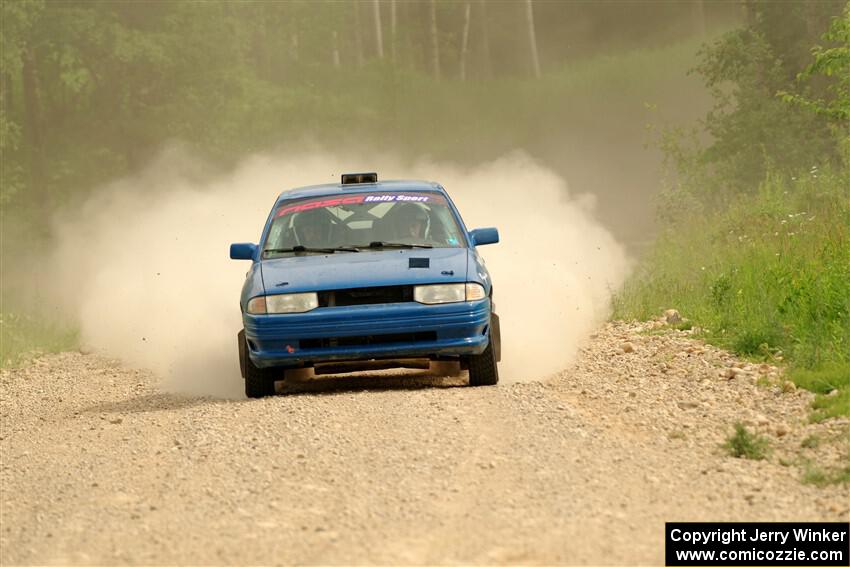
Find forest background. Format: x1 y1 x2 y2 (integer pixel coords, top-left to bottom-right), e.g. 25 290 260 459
2 1 848 418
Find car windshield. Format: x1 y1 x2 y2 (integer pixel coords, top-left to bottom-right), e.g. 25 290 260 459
263 192 466 257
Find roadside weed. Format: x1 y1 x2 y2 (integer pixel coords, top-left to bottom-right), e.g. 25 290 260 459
724 423 770 460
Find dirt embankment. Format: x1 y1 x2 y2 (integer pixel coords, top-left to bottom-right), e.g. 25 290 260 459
1 321 847 565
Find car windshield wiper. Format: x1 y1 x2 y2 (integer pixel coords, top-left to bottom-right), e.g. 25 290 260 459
361 241 433 249
263 245 360 256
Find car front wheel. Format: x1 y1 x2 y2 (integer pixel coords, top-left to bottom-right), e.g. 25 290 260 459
467 337 499 386
238 330 276 398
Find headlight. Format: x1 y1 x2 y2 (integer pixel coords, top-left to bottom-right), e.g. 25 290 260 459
246 292 319 314
414 283 486 304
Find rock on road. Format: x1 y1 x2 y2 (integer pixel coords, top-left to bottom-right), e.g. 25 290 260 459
1 321 847 565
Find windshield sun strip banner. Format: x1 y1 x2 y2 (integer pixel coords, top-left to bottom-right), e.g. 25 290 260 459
275 193 445 218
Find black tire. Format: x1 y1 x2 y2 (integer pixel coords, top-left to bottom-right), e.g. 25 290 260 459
238 330 276 398
490 312 502 363
468 337 499 386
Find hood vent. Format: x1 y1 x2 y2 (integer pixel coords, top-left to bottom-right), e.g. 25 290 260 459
409 257 430 269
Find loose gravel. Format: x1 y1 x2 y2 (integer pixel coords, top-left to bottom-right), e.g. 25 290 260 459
1 321 847 565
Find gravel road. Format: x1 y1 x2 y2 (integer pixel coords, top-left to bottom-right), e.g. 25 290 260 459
2 320 847 565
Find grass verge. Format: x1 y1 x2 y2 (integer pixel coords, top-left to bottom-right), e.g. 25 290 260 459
614 166 850 419
0 311 78 369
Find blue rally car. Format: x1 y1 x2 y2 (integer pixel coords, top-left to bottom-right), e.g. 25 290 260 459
230 172 500 398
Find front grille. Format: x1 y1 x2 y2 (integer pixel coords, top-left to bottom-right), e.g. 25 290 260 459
300 331 437 349
318 285 413 307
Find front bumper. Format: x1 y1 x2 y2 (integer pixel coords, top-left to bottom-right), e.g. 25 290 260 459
243 298 492 368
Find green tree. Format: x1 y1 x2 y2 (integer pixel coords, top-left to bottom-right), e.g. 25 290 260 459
692 1 846 200
781 7 850 126
1 0 44 205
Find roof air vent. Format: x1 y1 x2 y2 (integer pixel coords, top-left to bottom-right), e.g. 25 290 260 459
341 172 378 185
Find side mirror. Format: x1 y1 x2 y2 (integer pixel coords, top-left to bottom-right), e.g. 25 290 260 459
230 242 258 260
469 227 499 247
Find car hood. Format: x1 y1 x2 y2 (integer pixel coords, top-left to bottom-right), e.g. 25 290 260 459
259 248 469 293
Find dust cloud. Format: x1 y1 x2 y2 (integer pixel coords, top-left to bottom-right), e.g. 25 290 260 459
50 149 630 397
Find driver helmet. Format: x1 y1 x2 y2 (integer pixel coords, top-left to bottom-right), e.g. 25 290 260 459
395 203 430 239
292 208 330 245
